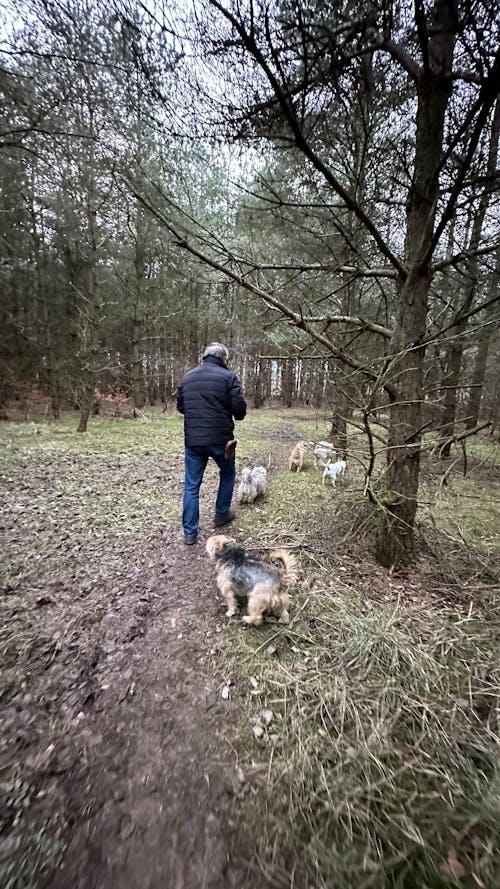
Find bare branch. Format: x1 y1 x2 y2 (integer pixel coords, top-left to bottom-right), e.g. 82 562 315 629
429 47 500 260
233 260 398 278
302 314 392 339
208 0 408 281
372 37 421 82
438 420 492 458
433 240 500 273
126 179 397 394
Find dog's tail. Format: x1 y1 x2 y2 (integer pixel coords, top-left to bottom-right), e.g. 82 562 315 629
270 549 298 586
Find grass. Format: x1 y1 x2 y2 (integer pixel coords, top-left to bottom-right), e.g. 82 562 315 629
223 417 500 888
0 414 185 463
421 476 500 552
229 576 500 889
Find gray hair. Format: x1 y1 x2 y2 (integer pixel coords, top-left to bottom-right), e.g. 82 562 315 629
202 342 229 364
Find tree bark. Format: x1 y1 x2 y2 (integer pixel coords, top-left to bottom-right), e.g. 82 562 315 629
377 271 429 567
252 358 266 408
465 249 500 429
77 392 93 433
330 388 351 456
439 97 500 456
281 358 294 407
131 316 144 408
131 205 146 409
376 0 457 566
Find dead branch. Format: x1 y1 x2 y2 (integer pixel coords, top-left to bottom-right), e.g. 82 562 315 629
438 420 492 459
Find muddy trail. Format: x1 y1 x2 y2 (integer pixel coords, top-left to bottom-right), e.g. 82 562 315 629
0 448 277 889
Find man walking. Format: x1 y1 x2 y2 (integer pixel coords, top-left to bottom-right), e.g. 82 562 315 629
177 343 247 544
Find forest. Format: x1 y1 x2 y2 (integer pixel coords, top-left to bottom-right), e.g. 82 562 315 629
1 2 499 888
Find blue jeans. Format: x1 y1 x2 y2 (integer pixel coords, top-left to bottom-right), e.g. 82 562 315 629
182 444 236 538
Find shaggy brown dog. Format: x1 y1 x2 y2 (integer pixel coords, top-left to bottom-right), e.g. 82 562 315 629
206 535 298 625
288 440 309 471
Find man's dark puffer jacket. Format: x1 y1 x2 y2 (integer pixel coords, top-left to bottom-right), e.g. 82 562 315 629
177 355 247 448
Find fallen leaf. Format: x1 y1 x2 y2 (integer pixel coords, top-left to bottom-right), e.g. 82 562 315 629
253 724 264 739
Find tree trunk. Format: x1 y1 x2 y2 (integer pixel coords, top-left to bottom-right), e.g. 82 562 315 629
439 98 499 456
131 204 146 409
330 388 351 456
489 373 500 435
465 331 494 428
281 358 294 407
376 0 457 566
252 358 266 408
158 337 168 404
189 281 199 366
131 316 144 408
465 250 500 429
312 366 323 407
439 342 464 457
77 392 93 432
377 272 428 567
48 370 61 419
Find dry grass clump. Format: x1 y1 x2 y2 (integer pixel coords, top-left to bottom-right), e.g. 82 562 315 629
232 575 500 889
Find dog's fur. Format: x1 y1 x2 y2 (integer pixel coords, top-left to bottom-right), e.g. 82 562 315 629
322 459 347 487
238 465 268 503
313 440 336 469
206 535 298 625
289 440 309 471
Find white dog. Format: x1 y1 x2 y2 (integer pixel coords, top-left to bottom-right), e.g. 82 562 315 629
314 441 336 469
238 466 268 503
322 459 347 487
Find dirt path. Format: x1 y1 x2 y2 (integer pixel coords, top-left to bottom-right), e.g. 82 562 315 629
48 534 250 889
1 453 268 889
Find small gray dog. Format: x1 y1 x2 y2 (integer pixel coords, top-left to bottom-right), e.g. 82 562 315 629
238 466 268 503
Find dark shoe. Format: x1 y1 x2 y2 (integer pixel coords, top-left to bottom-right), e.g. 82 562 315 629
224 439 237 460
214 510 235 527
184 535 198 545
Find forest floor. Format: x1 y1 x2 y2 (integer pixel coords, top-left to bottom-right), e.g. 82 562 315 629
1 408 500 889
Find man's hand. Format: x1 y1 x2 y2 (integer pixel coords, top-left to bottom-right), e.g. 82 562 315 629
224 439 237 460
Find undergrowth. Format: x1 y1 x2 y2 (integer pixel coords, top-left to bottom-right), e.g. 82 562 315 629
228 420 500 889
229 567 500 889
